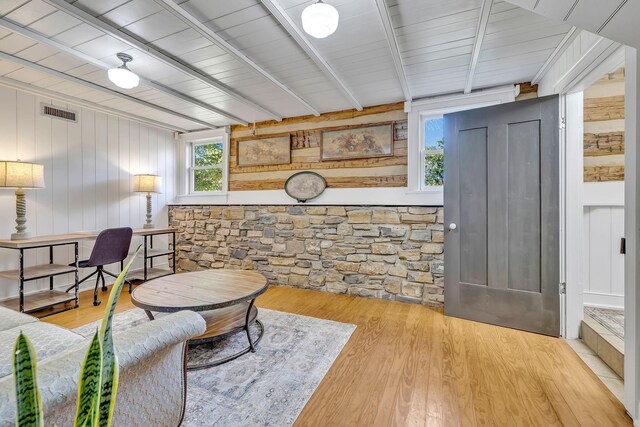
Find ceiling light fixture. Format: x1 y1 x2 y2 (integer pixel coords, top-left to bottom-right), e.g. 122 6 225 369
108 53 140 89
301 0 339 39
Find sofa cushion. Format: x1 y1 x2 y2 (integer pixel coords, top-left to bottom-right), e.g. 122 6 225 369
0 322 84 378
0 306 38 332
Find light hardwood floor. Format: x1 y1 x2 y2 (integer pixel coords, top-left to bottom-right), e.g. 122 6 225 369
44 285 631 427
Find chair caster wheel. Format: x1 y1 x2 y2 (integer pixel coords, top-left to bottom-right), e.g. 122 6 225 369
102 287 108 292
93 300 101 306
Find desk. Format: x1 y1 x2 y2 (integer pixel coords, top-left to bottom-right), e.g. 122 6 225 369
0 227 177 317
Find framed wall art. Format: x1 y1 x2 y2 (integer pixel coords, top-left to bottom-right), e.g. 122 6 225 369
284 171 327 203
321 123 394 161
237 135 291 167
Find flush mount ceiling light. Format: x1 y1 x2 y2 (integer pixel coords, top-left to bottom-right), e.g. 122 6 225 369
301 0 339 39
108 53 140 89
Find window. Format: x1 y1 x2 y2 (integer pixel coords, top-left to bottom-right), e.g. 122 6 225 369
421 116 444 188
190 140 225 193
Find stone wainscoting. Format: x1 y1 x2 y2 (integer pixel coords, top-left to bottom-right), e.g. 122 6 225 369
169 205 445 306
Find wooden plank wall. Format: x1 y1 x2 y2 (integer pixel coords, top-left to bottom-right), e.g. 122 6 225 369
229 103 408 191
583 68 625 182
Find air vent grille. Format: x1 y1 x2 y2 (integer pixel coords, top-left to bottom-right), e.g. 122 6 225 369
41 104 77 122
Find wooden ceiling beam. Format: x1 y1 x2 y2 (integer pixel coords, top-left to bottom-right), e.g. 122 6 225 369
0 17 248 126
259 0 363 111
153 0 320 117
532 27 580 85
464 0 493 94
0 50 219 129
41 0 283 122
374 0 411 102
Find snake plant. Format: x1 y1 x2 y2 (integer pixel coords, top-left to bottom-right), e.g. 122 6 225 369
13 245 141 427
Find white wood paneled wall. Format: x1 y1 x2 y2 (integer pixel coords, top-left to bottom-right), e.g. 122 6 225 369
582 205 625 309
0 86 176 300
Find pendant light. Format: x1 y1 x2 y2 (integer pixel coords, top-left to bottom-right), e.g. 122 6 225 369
301 0 339 39
108 53 140 89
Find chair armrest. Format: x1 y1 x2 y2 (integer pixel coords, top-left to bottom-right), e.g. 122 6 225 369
0 310 205 427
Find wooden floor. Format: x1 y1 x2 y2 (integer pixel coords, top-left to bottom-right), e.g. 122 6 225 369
45 285 631 427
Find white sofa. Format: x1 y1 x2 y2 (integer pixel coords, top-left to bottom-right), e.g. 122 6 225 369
0 306 205 427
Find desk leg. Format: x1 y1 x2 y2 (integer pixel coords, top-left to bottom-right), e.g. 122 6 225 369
49 246 54 290
172 232 176 274
19 249 24 313
150 234 154 269
144 310 155 321
74 243 79 308
143 235 148 281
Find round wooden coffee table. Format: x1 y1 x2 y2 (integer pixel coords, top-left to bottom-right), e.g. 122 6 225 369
130 270 268 369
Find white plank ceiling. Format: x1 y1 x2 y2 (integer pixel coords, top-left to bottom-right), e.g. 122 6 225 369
0 0 576 131
507 0 639 50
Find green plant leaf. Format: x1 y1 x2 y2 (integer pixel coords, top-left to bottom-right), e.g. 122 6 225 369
97 245 141 427
74 331 102 427
13 332 43 427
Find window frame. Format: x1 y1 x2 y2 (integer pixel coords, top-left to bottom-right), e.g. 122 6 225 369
406 85 519 196
188 137 228 195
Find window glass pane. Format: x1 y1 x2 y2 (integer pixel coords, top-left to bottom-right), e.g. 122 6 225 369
424 152 444 186
424 117 444 149
194 142 223 167
194 168 223 192
423 117 444 186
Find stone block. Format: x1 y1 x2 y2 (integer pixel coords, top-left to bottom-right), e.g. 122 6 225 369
407 271 433 283
389 265 408 278
179 259 197 272
431 231 444 243
222 206 245 220
288 274 308 287
288 206 304 215
346 254 367 262
292 217 310 228
401 213 437 223
307 207 327 215
410 229 432 242
286 239 305 254
326 282 348 293
347 209 371 224
371 243 397 255
270 257 295 266
371 209 400 224
327 206 346 216
398 250 421 261
305 240 322 254
291 267 311 275
408 207 437 215
430 260 444 274
421 243 444 254
325 216 346 225
309 271 325 287
334 261 360 272
359 262 388 275
402 282 424 298
383 276 402 294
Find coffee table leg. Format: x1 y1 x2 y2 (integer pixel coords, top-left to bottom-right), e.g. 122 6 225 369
145 310 155 321
246 299 256 353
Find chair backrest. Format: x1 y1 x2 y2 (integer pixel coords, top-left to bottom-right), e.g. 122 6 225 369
87 227 133 267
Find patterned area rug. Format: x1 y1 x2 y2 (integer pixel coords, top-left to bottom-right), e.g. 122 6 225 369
584 306 624 339
74 308 355 426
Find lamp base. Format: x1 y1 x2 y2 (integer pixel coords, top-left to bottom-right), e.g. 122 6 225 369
11 231 31 241
143 223 155 229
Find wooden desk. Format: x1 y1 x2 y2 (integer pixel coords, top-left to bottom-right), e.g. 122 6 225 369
0 227 177 317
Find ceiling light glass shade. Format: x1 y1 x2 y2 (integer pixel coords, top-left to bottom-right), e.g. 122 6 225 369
108 66 139 89
302 1 339 39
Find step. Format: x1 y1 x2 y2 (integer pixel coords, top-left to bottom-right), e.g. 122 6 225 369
581 316 624 379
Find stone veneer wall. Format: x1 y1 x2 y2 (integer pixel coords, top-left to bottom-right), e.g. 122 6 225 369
169 205 445 306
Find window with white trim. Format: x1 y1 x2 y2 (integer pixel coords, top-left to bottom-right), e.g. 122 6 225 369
190 139 225 193
421 115 444 189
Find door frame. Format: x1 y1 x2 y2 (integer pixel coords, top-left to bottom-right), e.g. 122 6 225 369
561 46 634 417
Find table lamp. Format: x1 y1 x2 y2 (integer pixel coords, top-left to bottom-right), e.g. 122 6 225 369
0 160 45 240
133 174 162 229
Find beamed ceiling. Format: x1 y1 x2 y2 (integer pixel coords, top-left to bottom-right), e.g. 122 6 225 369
0 0 579 132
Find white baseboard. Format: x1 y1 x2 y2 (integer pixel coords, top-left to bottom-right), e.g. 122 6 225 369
583 291 624 310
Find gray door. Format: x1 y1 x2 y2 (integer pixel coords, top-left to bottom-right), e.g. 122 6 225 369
443 95 560 336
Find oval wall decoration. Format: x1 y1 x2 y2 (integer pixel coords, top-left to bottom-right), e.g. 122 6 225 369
284 171 327 203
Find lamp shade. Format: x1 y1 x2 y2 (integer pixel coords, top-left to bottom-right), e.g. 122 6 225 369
133 174 162 193
0 161 45 188
302 1 339 39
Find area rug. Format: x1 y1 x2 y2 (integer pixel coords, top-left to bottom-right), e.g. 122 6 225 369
584 306 624 339
74 308 355 426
